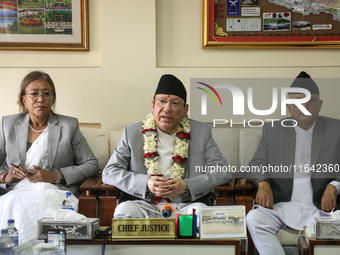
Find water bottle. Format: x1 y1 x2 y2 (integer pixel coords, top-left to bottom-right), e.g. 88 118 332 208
7 219 18 247
0 229 14 255
62 191 74 210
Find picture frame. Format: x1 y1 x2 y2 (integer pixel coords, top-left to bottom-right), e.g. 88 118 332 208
199 205 246 239
203 0 340 48
0 0 89 51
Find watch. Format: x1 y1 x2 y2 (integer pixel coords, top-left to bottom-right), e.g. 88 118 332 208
54 170 60 184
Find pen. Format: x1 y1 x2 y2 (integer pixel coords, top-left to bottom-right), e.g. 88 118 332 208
11 163 20 169
11 164 33 175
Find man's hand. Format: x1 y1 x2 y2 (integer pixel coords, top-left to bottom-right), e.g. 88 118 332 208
256 181 274 209
321 184 337 212
159 179 187 197
147 176 187 197
147 176 168 197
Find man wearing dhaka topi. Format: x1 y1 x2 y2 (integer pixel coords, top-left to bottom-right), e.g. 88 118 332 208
246 71 340 254
102 74 232 218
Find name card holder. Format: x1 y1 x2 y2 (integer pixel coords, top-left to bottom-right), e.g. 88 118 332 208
112 218 176 240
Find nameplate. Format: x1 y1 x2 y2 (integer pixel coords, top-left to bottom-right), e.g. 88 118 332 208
112 218 175 240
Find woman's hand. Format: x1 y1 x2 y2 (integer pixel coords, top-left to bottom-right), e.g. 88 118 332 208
5 164 26 183
27 165 57 183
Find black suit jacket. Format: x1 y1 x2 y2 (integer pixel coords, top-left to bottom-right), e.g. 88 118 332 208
248 116 340 209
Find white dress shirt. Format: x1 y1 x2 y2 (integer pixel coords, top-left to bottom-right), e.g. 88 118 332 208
157 128 182 202
274 123 336 230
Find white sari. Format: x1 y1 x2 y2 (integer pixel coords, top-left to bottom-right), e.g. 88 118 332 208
0 127 81 244
24 127 49 170
14 127 50 191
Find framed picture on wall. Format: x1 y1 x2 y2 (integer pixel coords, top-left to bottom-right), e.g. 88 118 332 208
0 0 89 51
203 0 340 48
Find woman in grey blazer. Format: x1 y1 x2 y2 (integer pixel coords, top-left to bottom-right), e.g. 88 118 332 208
0 71 98 197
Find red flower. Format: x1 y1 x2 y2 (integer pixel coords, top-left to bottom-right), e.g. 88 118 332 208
153 196 172 205
142 129 157 133
143 152 159 158
177 132 190 140
172 156 188 163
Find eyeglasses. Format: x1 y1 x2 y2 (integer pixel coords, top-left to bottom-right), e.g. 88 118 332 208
154 98 185 109
25 92 53 99
305 97 320 106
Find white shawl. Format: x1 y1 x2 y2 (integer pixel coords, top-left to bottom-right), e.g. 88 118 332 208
24 127 49 170
0 128 82 244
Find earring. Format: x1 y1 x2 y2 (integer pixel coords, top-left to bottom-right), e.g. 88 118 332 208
25 105 27 109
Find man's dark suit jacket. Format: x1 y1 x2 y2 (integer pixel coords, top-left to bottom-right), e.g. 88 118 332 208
248 116 340 209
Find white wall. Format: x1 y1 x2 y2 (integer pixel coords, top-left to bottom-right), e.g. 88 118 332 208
0 0 339 131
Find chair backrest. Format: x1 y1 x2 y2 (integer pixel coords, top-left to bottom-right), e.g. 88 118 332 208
239 128 263 167
79 122 102 129
109 131 123 157
211 128 239 168
79 123 264 173
80 126 110 173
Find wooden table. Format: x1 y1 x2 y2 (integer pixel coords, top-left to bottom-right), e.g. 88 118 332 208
68 238 242 255
299 236 340 255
